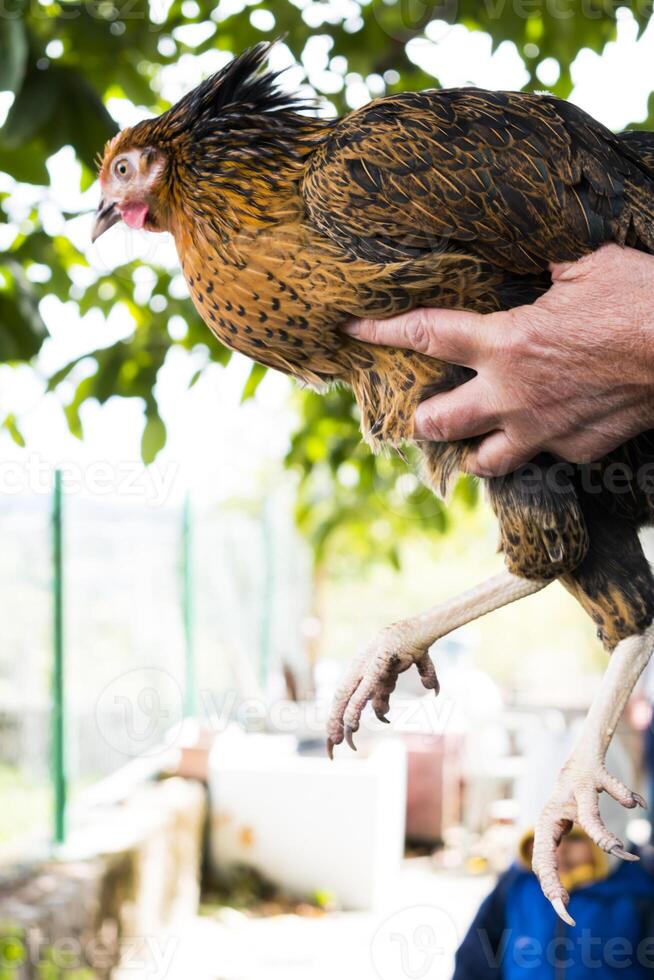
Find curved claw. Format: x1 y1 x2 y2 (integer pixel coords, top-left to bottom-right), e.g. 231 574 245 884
326 738 334 761
552 897 575 928
633 792 648 809
326 633 439 758
534 762 646 915
416 651 440 694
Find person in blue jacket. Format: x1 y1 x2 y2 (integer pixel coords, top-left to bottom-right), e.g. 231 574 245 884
454 827 654 979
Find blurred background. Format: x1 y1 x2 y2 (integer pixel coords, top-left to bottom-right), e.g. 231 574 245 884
2 1 654 977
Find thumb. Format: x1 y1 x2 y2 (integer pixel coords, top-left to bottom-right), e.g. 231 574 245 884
549 249 600 283
548 260 576 280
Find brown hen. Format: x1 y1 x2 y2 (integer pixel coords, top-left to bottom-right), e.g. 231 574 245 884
93 42 654 923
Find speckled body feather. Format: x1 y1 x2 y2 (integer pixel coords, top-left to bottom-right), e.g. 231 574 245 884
103 44 654 648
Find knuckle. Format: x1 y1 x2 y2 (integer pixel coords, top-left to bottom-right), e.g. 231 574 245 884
360 319 379 343
552 439 595 465
501 307 547 360
500 310 530 355
405 311 432 354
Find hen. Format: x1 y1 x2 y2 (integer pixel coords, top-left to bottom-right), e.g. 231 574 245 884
93 42 654 923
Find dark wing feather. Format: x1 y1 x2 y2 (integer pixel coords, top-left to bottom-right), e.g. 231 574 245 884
302 89 654 276
620 130 654 172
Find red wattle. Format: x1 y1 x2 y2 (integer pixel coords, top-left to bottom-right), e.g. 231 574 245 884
121 202 149 230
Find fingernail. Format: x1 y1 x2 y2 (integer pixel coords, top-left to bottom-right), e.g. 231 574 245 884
343 320 361 337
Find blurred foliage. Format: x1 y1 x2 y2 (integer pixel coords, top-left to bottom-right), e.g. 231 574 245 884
203 861 329 914
287 384 478 566
1 0 653 562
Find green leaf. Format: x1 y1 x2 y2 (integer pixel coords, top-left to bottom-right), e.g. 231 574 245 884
141 411 166 464
79 162 97 192
1 64 117 172
240 361 267 402
64 400 83 440
50 68 118 171
1 66 58 148
1 414 25 448
0 267 48 362
453 475 479 508
0 138 49 185
0 19 27 94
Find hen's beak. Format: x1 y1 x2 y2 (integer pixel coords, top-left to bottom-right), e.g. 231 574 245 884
91 200 120 243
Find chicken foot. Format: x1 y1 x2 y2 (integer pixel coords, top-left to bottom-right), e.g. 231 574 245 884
532 622 654 926
326 570 546 756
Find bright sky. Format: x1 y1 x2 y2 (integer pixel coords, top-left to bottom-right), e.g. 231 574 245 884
1 6 653 506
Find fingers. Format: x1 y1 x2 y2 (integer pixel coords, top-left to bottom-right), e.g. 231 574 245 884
413 378 499 442
464 429 535 477
345 308 492 367
415 387 537 477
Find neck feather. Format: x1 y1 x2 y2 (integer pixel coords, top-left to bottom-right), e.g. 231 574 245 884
164 112 332 238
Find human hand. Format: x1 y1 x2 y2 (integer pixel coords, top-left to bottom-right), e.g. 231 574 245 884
345 244 654 477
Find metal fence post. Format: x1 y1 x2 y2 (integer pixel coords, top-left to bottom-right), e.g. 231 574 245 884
52 470 67 845
182 495 197 716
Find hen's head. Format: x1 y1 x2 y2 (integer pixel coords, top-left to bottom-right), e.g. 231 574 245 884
92 41 318 243
93 138 168 241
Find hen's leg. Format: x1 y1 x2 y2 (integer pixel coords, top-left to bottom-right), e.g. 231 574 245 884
327 570 545 756
328 456 585 753
533 624 654 926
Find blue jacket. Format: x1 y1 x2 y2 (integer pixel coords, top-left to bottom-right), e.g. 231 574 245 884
454 854 654 979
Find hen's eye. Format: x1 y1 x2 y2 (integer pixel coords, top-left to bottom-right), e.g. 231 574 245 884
114 158 133 180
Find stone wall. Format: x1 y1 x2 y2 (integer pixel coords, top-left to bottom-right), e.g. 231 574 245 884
0 777 206 978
